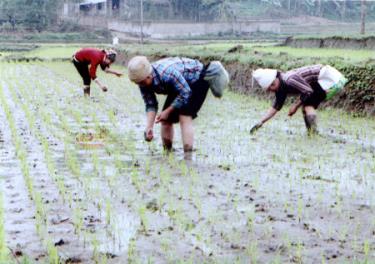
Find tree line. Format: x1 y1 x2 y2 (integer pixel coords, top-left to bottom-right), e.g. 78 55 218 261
0 0 60 31
0 0 372 32
134 0 373 22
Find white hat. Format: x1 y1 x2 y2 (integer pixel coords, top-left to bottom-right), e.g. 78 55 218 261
128 56 152 83
252 69 277 90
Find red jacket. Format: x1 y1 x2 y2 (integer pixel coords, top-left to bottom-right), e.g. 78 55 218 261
74 48 109 80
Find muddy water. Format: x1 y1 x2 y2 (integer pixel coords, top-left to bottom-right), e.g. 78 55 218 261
0 62 374 263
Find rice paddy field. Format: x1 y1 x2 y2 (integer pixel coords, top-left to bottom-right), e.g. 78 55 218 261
0 44 375 263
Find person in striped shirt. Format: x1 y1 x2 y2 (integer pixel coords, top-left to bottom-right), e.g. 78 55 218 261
127 56 210 153
250 65 327 135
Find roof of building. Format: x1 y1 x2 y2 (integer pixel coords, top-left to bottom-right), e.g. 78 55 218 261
79 0 106 6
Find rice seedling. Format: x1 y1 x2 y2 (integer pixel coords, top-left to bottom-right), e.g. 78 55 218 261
46 239 59 264
0 46 374 263
246 206 255 233
64 139 81 178
0 192 10 263
127 238 137 262
91 236 100 264
363 239 370 262
105 198 112 226
73 205 84 235
294 240 304 264
297 194 303 223
131 166 141 192
246 241 259 264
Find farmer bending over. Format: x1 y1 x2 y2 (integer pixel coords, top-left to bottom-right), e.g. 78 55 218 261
72 48 123 96
251 65 347 135
127 56 229 152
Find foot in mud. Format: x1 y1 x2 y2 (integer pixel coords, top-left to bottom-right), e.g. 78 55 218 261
83 86 90 97
162 138 173 152
183 146 195 160
183 144 193 153
307 129 320 137
304 114 319 136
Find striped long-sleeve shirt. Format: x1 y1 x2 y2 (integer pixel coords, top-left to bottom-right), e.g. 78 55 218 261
273 64 323 110
139 57 204 112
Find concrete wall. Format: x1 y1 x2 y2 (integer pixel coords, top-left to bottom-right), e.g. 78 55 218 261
108 20 280 38
78 16 108 29
62 10 108 29
61 5 280 39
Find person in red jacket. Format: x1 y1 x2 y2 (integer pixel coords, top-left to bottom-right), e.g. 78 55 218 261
72 48 123 96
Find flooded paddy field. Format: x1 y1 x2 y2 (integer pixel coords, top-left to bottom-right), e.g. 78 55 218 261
0 60 374 263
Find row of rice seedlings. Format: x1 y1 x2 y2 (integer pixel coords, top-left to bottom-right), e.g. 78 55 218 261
0 191 11 263
42 101 111 258
0 77 60 263
16 65 115 261
24 66 112 257
17 61 375 260
14 72 95 244
130 65 373 260
0 84 34 196
9 78 69 204
75 96 125 238
146 160 213 254
44 73 142 258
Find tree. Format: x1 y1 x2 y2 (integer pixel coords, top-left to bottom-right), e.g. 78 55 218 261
163 0 225 21
360 0 366 34
0 0 25 30
0 0 61 31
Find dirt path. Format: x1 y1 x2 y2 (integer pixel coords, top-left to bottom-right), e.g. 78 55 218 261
0 62 374 263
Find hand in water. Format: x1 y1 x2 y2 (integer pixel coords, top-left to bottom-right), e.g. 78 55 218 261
144 128 153 141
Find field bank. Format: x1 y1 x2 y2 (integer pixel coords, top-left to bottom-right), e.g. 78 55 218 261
118 43 375 116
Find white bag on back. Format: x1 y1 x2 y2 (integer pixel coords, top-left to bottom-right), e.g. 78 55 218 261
204 61 229 98
318 65 348 100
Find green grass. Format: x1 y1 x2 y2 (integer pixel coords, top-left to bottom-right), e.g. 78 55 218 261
1 44 112 60
0 31 111 43
24 46 80 59
293 34 375 40
252 46 375 62
120 42 375 63
3 42 374 64
0 52 11 57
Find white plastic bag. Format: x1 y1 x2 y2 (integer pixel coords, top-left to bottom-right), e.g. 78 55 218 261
318 65 348 100
204 61 229 98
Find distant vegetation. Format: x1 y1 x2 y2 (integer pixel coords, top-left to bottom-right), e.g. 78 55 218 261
106 0 375 22
0 0 374 34
0 0 59 32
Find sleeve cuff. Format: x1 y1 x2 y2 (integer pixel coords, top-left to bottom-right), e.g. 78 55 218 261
146 107 157 113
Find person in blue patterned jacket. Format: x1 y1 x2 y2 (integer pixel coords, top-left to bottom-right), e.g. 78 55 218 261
128 56 229 153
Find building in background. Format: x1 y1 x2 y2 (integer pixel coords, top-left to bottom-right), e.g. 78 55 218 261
61 0 281 39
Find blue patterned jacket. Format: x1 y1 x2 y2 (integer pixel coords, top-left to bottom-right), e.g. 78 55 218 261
139 57 204 112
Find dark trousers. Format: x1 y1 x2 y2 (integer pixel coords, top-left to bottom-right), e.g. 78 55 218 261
162 78 210 124
73 59 91 86
303 82 327 109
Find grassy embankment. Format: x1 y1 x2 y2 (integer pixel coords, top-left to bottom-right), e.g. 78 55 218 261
2 42 375 115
